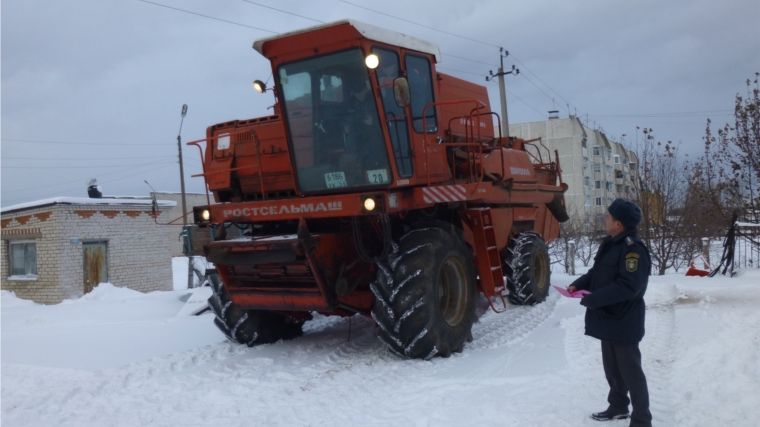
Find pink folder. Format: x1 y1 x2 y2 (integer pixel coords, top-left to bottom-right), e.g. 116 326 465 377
553 285 591 298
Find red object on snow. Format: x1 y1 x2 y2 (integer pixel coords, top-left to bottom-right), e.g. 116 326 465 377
685 256 711 277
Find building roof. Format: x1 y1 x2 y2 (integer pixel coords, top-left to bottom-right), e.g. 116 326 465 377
1 197 176 215
253 19 442 63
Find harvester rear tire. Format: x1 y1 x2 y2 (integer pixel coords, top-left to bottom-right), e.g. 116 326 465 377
504 232 551 305
207 275 304 346
371 227 477 359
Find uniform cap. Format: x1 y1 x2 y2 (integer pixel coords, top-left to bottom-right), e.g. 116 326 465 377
608 198 642 229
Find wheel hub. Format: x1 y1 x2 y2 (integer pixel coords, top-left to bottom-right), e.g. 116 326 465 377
438 256 468 327
534 250 548 293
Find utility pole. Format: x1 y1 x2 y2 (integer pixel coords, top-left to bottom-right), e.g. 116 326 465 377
177 104 188 225
487 48 519 140
176 104 194 288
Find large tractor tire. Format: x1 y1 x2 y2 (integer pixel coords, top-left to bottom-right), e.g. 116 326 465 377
207 275 304 346
371 227 478 359
504 232 551 305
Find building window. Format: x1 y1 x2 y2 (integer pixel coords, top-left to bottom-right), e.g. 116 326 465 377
585 214 591 224
595 180 602 189
606 181 613 191
583 156 589 165
582 137 587 148
593 146 601 156
9 240 38 279
606 165 613 175
585 196 591 206
596 213 605 222
596 197 603 206
584 176 591 187
594 164 601 173
605 148 612 160
614 155 620 164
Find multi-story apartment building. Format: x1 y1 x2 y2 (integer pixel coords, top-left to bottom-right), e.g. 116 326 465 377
507 116 639 227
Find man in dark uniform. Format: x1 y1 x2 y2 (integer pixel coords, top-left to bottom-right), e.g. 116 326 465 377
567 199 653 427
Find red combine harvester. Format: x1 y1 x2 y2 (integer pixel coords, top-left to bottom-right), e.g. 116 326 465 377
188 20 569 359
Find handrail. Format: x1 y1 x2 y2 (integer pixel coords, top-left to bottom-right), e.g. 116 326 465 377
186 127 274 207
421 99 487 187
520 137 545 164
186 138 211 207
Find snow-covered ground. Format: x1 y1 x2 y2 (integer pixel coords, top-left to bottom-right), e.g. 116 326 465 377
2 271 759 426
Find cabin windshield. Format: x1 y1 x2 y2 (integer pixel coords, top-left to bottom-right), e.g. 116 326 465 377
278 49 391 192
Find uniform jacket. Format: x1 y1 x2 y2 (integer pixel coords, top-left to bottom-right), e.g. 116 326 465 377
570 228 651 343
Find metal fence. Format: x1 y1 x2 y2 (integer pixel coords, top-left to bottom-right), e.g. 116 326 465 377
711 213 760 276
734 221 760 269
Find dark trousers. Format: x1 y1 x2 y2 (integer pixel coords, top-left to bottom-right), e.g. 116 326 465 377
601 340 652 427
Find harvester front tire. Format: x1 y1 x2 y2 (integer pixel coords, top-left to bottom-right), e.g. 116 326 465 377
207 275 304 346
504 232 551 305
371 227 477 359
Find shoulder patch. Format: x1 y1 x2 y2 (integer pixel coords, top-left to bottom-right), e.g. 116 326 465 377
625 236 634 246
626 252 640 259
626 258 638 272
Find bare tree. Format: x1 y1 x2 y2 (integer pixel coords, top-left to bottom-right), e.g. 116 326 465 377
697 73 760 222
629 129 698 275
548 208 600 275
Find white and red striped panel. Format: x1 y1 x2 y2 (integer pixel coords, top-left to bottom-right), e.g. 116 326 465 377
422 185 468 203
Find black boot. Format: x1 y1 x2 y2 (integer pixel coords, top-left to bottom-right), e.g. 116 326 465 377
590 409 630 421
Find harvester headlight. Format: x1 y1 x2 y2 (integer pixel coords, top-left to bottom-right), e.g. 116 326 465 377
194 206 212 227
365 54 379 69
363 197 376 211
253 79 266 93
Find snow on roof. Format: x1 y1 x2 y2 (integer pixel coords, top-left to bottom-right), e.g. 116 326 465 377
151 191 207 195
1 197 177 214
253 19 441 63
736 221 760 227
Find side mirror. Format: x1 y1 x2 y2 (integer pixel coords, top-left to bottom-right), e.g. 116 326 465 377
393 77 411 108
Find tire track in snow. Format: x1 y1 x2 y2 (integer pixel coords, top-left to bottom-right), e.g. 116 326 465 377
468 292 560 352
560 284 678 427
642 284 677 427
3 294 567 427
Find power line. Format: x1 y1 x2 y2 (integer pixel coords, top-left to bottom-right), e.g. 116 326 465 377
504 89 548 119
588 110 733 118
509 54 576 113
240 0 324 24
2 155 176 161
135 0 277 33
2 138 173 146
336 0 579 113
135 0 583 125
436 67 546 119
337 0 499 49
436 66 485 77
1 160 177 195
441 53 497 67
2 161 176 169
1 163 176 206
520 73 557 107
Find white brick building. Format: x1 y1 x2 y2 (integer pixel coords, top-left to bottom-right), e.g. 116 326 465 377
508 116 639 226
149 192 213 257
1 197 176 304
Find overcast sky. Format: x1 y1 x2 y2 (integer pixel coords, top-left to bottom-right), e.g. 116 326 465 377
2 0 759 208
